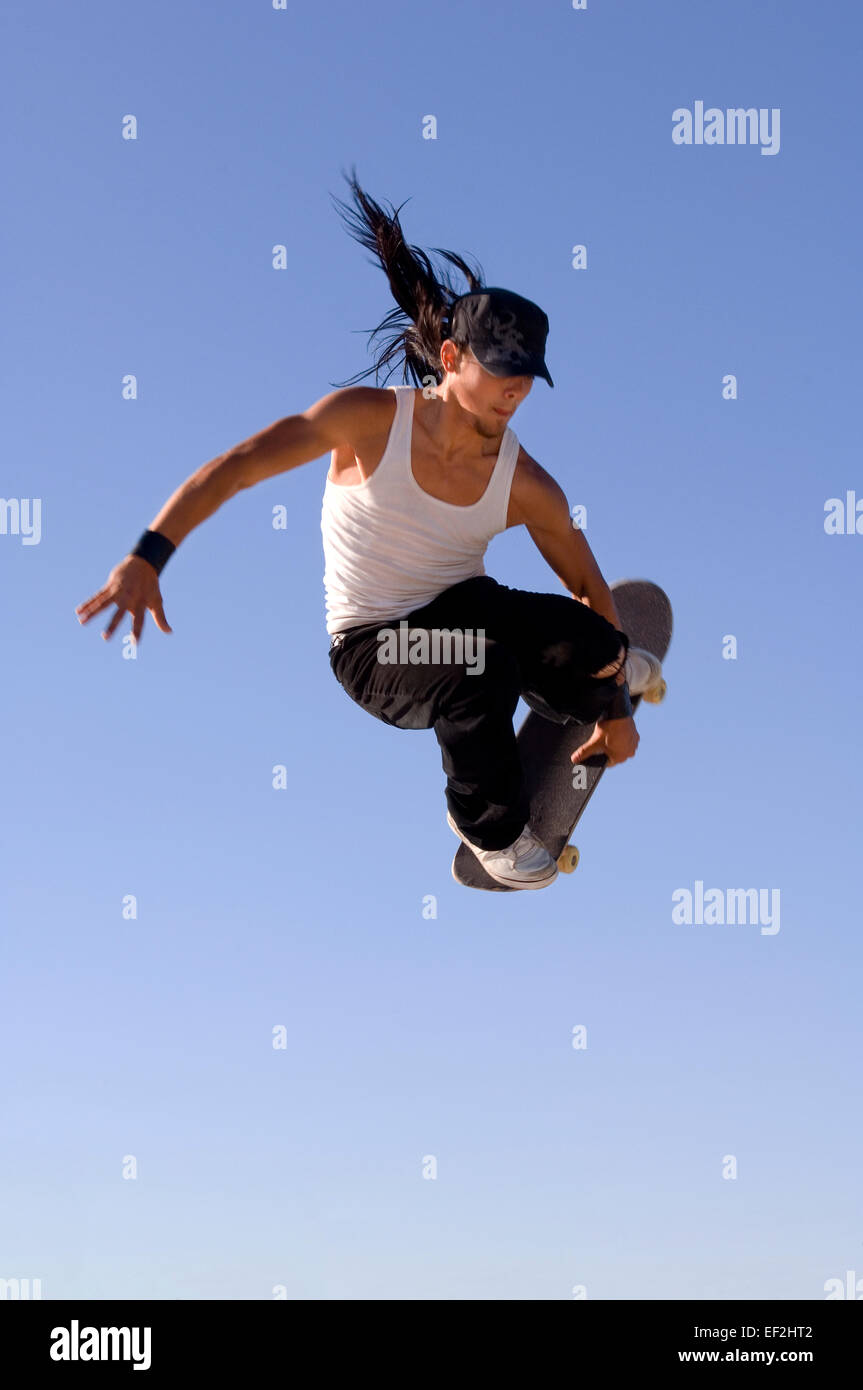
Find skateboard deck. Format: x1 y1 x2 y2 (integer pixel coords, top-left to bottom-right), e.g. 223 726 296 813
452 579 673 891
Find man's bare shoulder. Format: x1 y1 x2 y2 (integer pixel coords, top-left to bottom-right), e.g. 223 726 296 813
336 384 397 418
318 386 394 450
508 443 568 527
306 384 395 453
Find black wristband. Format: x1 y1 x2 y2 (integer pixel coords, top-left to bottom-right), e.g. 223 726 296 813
599 680 633 722
129 529 175 576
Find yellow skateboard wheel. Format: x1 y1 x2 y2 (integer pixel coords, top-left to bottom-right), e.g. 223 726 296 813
643 678 667 704
557 844 580 874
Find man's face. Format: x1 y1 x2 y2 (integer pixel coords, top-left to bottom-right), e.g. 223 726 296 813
444 342 534 432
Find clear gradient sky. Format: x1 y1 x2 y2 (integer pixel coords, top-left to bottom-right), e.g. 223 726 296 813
3 0 862 1300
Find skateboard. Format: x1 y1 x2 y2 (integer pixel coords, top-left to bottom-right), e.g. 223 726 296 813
451 579 673 891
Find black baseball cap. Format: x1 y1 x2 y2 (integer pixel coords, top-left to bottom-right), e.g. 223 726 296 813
445 287 553 387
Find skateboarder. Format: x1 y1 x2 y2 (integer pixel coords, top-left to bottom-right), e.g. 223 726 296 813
75 170 661 890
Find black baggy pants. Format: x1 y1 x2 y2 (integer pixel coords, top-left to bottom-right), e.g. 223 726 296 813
328 575 629 851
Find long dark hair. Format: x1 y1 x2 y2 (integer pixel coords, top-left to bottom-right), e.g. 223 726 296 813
329 166 486 389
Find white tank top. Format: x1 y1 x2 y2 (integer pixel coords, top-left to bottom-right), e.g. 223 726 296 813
320 384 520 635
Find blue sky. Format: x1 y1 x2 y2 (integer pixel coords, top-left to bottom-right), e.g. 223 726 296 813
3 0 862 1300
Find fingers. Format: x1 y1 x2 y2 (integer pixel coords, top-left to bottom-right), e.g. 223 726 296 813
102 606 128 640
571 730 601 764
601 735 639 771
77 584 171 642
150 600 172 634
75 589 112 624
572 729 627 769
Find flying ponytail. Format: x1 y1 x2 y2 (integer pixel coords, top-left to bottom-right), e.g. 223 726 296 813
329 165 485 389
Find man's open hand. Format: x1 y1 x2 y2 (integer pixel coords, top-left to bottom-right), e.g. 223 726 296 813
75 555 172 644
571 714 639 770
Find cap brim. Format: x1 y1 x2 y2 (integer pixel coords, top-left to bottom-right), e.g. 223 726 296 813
478 354 553 386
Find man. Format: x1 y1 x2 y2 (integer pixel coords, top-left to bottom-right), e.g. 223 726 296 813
76 172 660 890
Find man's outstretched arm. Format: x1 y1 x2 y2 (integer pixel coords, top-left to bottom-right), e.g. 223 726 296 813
75 387 373 643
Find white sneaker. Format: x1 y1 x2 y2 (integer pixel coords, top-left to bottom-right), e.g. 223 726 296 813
623 646 663 695
447 811 558 889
